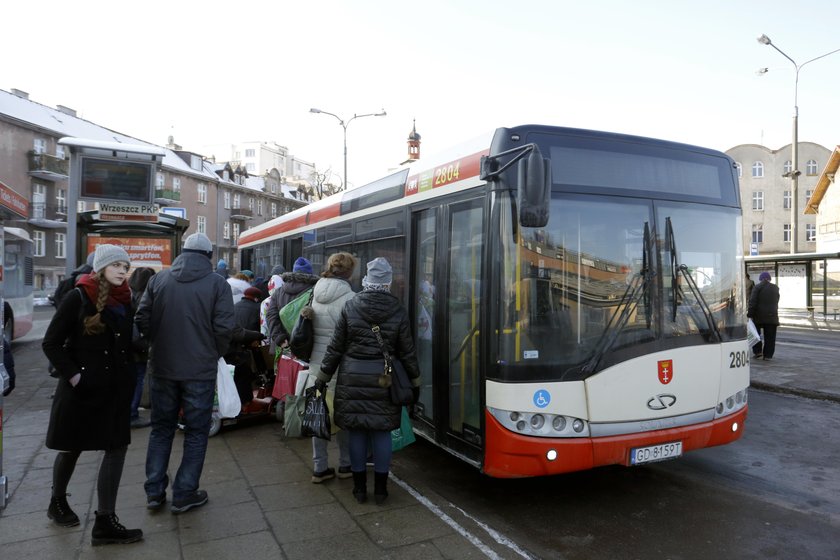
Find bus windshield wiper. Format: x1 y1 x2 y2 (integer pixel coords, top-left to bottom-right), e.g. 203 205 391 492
577 222 655 376
665 217 721 342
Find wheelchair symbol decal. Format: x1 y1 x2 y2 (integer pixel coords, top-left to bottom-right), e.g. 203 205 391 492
533 390 550 408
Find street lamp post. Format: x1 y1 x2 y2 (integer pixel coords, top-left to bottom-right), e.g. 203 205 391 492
757 34 840 254
309 107 386 189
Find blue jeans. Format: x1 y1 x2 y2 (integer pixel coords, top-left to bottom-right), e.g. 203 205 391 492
130 362 147 419
312 429 350 473
348 430 392 474
144 376 215 501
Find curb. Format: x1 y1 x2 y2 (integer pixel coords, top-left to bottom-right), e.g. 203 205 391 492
750 381 840 405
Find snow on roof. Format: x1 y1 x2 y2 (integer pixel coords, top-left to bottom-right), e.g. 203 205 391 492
0 89 216 180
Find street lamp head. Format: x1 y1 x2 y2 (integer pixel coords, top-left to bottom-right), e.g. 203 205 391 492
756 67 769 76
309 108 322 114
757 34 772 45
375 109 387 117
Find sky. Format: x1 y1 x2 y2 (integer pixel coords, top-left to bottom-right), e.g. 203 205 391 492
3 0 840 188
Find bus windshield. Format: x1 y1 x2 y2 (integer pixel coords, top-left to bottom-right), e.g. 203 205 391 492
495 193 744 383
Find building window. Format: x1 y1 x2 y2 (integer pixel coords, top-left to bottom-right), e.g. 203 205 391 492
33 230 45 256
33 138 47 154
783 190 791 209
271 202 277 217
197 215 206 234
735 162 742 178
56 188 67 214
190 154 203 171
224 191 231 209
234 152 241 160
805 189 813 202
248 197 254 212
197 183 207 204
77 200 86 213
257 200 263 216
245 149 255 158
156 172 165 187
55 232 66 259
56 145 65 159
223 222 230 239
32 183 46 219
271 183 277 194
223 170 230 181
752 191 764 211
172 177 181 192
233 193 241 209
806 159 818 176
806 223 816 241
751 224 763 244
783 224 790 243
233 223 240 242
751 161 764 178
783 160 792 175
246 163 255 172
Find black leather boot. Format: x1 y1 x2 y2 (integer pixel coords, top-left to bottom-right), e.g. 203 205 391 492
352 471 367 504
91 511 143 546
47 494 80 527
374 471 389 505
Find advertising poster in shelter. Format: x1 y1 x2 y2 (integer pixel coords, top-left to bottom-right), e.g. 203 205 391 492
85 236 173 272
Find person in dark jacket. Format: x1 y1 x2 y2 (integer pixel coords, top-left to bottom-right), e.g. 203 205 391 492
748 271 780 360
231 287 266 408
42 244 143 546
2 333 14 397
316 257 421 504
128 267 156 428
50 251 95 308
135 233 235 515
266 257 319 353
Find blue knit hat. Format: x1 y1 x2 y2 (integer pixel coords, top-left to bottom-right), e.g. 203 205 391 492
759 271 771 282
293 257 313 275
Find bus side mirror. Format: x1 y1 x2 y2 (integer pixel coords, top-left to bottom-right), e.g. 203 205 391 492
518 147 551 228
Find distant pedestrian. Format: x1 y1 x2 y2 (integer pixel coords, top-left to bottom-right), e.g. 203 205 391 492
42 244 142 545
128 267 156 428
748 271 780 360
745 273 755 304
215 258 229 279
135 233 235 515
315 257 421 504
228 272 251 304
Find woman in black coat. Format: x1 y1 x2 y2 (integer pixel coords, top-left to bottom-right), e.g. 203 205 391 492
42 244 142 546
316 257 420 505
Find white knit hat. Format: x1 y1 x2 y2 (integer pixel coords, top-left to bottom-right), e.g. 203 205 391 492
184 233 213 255
93 244 130 273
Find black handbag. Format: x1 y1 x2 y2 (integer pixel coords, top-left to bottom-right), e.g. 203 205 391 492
289 292 315 361
370 325 414 406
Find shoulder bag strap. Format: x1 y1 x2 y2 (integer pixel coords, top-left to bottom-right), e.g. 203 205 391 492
370 324 392 364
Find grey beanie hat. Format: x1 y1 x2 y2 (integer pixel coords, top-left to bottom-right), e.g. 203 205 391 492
184 233 213 255
363 257 392 286
85 251 96 267
93 244 130 273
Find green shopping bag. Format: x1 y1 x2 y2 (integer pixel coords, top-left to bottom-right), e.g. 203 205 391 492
278 288 314 334
391 407 416 451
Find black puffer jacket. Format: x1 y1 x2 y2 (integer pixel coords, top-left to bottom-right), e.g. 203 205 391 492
748 280 780 325
318 290 420 431
266 271 319 348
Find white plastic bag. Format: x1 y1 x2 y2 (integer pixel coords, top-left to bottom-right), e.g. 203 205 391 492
746 319 761 349
216 358 240 418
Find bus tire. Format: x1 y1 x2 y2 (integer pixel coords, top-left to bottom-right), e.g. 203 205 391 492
208 412 222 437
3 303 13 341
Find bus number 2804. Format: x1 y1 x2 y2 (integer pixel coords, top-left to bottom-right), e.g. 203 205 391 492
729 351 749 368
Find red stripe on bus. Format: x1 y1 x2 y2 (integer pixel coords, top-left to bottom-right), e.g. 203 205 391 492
482 406 747 478
238 211 309 246
308 202 341 224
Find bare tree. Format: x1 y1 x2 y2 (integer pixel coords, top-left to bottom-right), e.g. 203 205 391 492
309 167 344 199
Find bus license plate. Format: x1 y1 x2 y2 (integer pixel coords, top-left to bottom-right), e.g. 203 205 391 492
630 442 683 465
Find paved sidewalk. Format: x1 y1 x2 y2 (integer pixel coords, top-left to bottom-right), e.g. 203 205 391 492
1 310 837 559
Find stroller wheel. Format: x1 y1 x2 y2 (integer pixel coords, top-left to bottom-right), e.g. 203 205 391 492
208 412 223 437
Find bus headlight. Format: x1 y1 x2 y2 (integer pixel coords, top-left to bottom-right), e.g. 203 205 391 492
715 387 748 418
488 407 590 438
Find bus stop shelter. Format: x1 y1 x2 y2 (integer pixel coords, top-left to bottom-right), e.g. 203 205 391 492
744 251 840 319
0 178 30 509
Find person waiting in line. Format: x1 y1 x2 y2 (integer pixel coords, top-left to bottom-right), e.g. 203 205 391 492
42 244 143 546
315 257 421 504
128 267 156 429
228 272 252 304
266 257 319 355
748 271 780 360
307 252 357 483
231 287 268 412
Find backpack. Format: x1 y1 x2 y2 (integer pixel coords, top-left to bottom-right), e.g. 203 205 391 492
52 265 91 307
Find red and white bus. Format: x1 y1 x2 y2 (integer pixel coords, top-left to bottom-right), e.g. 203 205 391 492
238 125 749 477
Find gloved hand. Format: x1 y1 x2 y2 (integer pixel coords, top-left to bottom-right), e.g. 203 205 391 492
411 386 420 404
314 379 327 394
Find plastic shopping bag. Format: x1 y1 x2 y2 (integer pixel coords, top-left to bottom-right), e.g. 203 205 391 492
301 386 331 440
746 319 761 349
216 358 240 418
391 407 416 451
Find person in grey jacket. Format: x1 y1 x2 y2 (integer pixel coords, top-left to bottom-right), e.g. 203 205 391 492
316 257 421 504
135 233 234 514
308 252 357 483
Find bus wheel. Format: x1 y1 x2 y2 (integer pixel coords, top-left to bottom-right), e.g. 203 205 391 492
3 306 13 341
208 412 222 437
